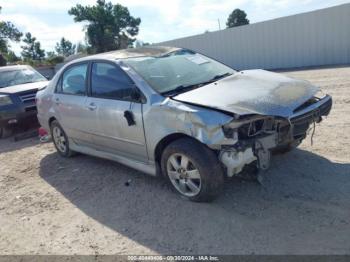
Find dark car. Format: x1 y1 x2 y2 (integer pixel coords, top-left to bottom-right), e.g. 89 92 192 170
0 65 48 138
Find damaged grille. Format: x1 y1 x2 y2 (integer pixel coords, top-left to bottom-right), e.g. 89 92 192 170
293 97 319 113
238 117 276 139
236 96 332 143
19 90 37 104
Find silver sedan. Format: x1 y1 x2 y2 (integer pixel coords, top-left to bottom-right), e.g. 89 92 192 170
36 46 332 202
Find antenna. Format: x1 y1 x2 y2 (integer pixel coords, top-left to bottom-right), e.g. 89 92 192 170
218 19 221 30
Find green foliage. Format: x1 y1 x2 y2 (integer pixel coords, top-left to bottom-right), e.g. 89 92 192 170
44 51 63 65
34 42 45 59
0 54 7 66
4 50 20 63
226 9 249 28
46 51 56 58
76 42 90 54
68 0 141 53
21 32 45 61
0 6 22 53
55 37 76 57
46 55 64 65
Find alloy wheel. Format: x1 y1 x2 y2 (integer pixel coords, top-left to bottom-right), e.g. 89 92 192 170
52 126 67 153
167 153 201 197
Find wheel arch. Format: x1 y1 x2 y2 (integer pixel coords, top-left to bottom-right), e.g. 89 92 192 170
154 133 205 176
48 116 57 127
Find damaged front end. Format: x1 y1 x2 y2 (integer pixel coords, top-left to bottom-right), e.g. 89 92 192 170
218 95 332 177
169 69 334 177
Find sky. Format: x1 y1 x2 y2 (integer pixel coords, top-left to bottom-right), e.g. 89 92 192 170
0 0 349 55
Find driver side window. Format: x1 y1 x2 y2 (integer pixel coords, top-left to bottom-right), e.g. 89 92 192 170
91 62 135 101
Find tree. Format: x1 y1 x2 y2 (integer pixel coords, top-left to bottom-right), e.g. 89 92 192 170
68 0 141 53
21 32 45 61
45 51 64 65
5 50 20 63
46 51 56 58
0 54 6 66
226 9 249 28
34 42 45 60
135 40 150 48
0 6 22 53
76 42 89 54
55 37 76 57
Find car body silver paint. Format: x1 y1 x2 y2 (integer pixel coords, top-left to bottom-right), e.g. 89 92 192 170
36 46 332 177
173 69 319 117
142 97 236 157
115 60 237 158
36 49 236 176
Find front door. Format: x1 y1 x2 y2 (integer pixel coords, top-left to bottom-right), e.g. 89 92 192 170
87 61 148 162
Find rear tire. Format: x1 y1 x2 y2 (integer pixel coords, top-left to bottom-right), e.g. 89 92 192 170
161 138 224 202
50 120 75 157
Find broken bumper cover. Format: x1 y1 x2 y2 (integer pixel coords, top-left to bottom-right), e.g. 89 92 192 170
219 95 332 177
219 134 277 177
289 95 332 138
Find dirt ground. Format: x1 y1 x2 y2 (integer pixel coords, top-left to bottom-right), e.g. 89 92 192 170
0 67 349 255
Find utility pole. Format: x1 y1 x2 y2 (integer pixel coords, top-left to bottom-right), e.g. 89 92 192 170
218 19 221 30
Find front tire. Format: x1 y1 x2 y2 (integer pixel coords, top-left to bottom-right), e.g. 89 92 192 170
161 138 224 202
273 139 303 154
50 120 75 157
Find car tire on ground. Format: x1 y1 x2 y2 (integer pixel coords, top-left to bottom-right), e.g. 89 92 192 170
161 137 224 202
50 120 75 157
0 127 13 139
272 139 303 154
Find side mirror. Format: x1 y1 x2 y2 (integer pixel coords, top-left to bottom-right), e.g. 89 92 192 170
45 75 51 80
131 88 145 103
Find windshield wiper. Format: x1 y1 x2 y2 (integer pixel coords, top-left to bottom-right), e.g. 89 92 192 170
161 83 202 97
21 81 37 84
201 72 233 85
161 72 233 97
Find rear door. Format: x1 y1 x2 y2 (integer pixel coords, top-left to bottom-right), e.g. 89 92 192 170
53 62 93 146
86 61 148 162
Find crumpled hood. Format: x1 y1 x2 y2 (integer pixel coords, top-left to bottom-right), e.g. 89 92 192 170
173 70 319 117
0 81 48 94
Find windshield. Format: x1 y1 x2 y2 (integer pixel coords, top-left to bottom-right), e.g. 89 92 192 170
0 67 47 88
124 50 235 95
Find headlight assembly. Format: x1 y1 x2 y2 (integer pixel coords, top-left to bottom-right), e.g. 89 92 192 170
0 95 13 106
222 125 238 139
314 89 326 99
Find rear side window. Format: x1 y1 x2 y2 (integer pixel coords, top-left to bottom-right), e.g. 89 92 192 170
58 63 88 95
91 62 134 101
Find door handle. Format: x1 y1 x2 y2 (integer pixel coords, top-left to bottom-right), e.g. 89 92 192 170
87 103 97 111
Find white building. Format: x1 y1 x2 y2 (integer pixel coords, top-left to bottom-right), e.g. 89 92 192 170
159 3 350 70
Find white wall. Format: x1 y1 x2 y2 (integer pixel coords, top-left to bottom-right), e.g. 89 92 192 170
159 4 350 70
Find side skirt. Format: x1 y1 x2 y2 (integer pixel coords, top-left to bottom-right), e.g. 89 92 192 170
69 139 157 176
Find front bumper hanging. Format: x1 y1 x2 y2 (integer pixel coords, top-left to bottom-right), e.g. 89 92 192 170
219 95 332 177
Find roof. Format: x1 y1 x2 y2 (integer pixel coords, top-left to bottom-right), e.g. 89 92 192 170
77 46 181 62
